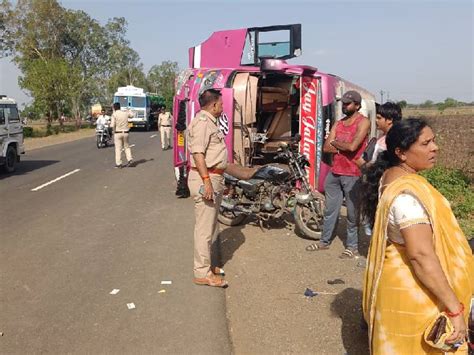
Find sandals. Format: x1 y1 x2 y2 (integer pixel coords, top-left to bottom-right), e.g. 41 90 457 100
339 249 360 259
305 242 330 252
194 273 228 288
212 267 225 276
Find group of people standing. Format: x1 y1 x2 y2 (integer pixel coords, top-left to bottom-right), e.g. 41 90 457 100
302 90 473 352
96 103 174 168
184 87 472 352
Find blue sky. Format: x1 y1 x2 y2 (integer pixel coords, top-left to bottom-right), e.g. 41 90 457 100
1 0 472 107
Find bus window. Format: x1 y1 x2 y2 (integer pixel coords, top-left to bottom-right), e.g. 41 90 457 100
115 96 128 108
132 97 145 108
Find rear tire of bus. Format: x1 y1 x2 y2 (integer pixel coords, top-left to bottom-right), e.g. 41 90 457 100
4 145 17 173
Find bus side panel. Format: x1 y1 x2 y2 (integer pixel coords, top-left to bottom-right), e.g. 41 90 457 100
299 76 318 189
220 88 234 164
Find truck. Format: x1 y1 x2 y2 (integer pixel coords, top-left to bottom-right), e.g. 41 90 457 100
0 95 24 173
113 85 164 131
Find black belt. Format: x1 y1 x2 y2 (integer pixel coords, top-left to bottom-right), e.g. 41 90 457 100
115 131 129 134
161 125 171 127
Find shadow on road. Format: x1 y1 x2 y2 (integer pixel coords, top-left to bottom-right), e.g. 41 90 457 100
0 160 59 180
330 287 369 355
129 158 154 167
214 224 246 269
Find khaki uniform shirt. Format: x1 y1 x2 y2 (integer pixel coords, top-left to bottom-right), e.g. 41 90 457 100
158 112 173 127
187 110 227 169
111 110 133 132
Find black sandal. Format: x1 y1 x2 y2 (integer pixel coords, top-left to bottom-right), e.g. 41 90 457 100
305 243 330 251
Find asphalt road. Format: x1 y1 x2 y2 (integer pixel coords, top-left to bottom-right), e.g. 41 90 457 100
0 131 231 354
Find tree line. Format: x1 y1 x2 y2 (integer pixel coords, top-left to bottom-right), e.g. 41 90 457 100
396 98 473 112
0 0 178 125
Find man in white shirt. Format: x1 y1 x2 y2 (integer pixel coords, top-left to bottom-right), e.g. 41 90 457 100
95 109 112 137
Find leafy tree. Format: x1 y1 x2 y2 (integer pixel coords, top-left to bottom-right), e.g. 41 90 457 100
2 0 146 124
147 60 179 111
421 100 434 108
396 100 407 109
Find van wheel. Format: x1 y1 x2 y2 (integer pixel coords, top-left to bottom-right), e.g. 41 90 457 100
145 123 150 132
4 145 17 173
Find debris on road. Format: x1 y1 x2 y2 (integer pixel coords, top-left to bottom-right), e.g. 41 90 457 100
161 280 172 285
126 303 136 310
327 278 345 285
158 289 166 294
303 288 338 297
109 289 120 295
304 288 318 297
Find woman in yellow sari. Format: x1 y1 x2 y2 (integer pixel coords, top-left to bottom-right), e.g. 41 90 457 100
361 118 473 354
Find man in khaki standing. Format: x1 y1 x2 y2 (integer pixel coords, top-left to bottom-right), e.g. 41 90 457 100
158 106 173 150
187 89 228 288
110 102 134 168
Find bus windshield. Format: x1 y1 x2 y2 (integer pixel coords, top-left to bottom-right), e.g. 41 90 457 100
131 96 146 108
115 96 128 107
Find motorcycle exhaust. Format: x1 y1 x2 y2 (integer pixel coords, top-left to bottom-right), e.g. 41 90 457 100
220 199 252 214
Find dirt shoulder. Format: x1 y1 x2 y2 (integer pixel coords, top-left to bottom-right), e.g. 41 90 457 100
219 211 370 354
24 128 95 151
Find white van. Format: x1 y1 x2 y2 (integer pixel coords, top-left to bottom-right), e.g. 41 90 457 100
0 95 24 173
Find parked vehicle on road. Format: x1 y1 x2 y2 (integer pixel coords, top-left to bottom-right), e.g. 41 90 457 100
0 95 24 173
219 134 324 240
113 85 163 131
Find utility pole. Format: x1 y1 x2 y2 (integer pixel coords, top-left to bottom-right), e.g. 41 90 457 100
380 90 384 104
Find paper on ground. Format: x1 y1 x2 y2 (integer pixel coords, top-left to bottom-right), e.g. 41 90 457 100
161 281 172 285
158 289 166 294
109 289 120 295
127 303 136 310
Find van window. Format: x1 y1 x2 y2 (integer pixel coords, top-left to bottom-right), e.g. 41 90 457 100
4 104 20 123
0 107 5 125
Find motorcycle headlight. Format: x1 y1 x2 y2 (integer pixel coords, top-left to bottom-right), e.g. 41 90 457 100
295 193 313 205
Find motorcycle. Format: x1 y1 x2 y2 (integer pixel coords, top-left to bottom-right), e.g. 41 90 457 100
218 135 325 240
96 124 113 149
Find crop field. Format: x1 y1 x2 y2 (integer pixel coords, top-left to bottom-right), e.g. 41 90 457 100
413 114 474 179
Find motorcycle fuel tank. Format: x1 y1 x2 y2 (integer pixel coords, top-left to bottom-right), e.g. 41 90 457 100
252 165 290 184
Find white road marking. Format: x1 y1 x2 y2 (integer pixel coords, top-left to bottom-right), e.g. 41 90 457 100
31 169 81 191
150 134 157 138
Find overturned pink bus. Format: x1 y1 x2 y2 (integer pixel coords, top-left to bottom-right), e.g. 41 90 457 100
173 24 376 196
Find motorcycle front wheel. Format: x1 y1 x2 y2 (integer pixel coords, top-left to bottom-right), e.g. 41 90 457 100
96 136 102 149
294 203 323 240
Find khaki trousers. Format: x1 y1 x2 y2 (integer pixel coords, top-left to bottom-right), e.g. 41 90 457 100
160 126 172 149
114 132 133 166
188 169 224 278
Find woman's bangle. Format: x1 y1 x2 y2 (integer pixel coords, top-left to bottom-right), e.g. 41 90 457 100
446 303 464 317
201 175 210 181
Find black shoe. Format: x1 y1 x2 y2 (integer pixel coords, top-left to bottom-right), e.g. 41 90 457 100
125 160 133 167
114 164 122 169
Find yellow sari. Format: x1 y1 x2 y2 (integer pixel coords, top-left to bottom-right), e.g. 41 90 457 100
363 174 474 354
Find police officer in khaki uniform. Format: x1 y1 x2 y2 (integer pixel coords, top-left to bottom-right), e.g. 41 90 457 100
110 102 134 168
187 89 228 288
158 106 173 150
